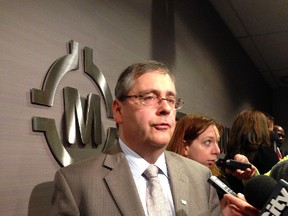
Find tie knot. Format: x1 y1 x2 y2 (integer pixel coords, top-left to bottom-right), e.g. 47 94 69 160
143 165 159 179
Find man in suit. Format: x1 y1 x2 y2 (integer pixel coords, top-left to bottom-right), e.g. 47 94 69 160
49 61 222 215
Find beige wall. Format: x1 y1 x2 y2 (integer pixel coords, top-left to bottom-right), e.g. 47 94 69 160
0 0 272 215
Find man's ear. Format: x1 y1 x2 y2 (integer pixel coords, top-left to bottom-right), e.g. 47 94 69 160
112 99 123 124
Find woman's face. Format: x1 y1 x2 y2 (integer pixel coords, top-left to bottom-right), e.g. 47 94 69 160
183 125 221 167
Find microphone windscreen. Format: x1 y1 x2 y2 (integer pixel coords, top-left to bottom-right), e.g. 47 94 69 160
243 175 277 209
270 160 288 182
270 131 280 141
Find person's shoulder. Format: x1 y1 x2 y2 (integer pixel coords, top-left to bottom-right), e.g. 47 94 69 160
165 150 200 164
256 146 279 162
165 151 209 172
58 152 106 174
165 151 212 187
59 142 122 173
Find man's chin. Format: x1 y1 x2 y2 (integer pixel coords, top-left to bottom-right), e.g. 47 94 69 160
151 140 169 149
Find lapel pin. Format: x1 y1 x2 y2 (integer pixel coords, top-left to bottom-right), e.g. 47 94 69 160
181 199 187 205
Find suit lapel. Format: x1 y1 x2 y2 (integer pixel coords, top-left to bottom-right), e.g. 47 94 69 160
166 152 189 216
103 143 146 216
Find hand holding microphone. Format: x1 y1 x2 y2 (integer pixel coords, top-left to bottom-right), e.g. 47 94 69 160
243 175 288 215
223 193 260 216
213 155 288 215
208 176 260 216
217 154 257 180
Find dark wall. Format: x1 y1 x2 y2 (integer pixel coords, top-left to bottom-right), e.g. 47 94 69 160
273 87 288 153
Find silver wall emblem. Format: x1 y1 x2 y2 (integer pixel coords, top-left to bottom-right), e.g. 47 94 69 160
31 40 117 167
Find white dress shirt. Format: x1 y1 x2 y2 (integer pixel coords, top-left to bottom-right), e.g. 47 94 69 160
119 139 175 216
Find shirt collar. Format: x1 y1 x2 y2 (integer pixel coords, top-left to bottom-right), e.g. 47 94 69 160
119 138 168 178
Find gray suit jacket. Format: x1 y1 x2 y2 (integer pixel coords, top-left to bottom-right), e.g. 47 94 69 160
50 143 222 216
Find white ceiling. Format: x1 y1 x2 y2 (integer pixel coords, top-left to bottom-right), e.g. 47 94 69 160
209 0 288 89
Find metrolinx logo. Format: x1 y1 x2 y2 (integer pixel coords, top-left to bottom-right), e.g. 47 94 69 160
30 40 117 167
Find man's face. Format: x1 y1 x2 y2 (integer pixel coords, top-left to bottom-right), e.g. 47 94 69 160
274 126 285 145
113 70 177 155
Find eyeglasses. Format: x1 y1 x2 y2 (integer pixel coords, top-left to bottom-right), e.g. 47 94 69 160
122 93 184 110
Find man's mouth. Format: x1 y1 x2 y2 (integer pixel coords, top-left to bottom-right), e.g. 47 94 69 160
153 123 170 130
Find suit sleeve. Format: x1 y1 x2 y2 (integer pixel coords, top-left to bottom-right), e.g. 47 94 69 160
49 170 80 216
208 172 223 216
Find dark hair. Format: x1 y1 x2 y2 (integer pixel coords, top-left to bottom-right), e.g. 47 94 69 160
115 60 175 101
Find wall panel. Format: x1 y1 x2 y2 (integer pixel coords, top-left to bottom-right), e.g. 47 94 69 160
0 0 272 215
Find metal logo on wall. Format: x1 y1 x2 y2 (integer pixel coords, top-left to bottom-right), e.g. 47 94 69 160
30 40 117 167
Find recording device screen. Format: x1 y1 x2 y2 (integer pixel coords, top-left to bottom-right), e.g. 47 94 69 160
216 158 252 171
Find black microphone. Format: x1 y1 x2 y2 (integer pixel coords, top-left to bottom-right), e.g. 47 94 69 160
270 131 283 159
243 175 288 215
271 131 280 143
215 158 252 171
